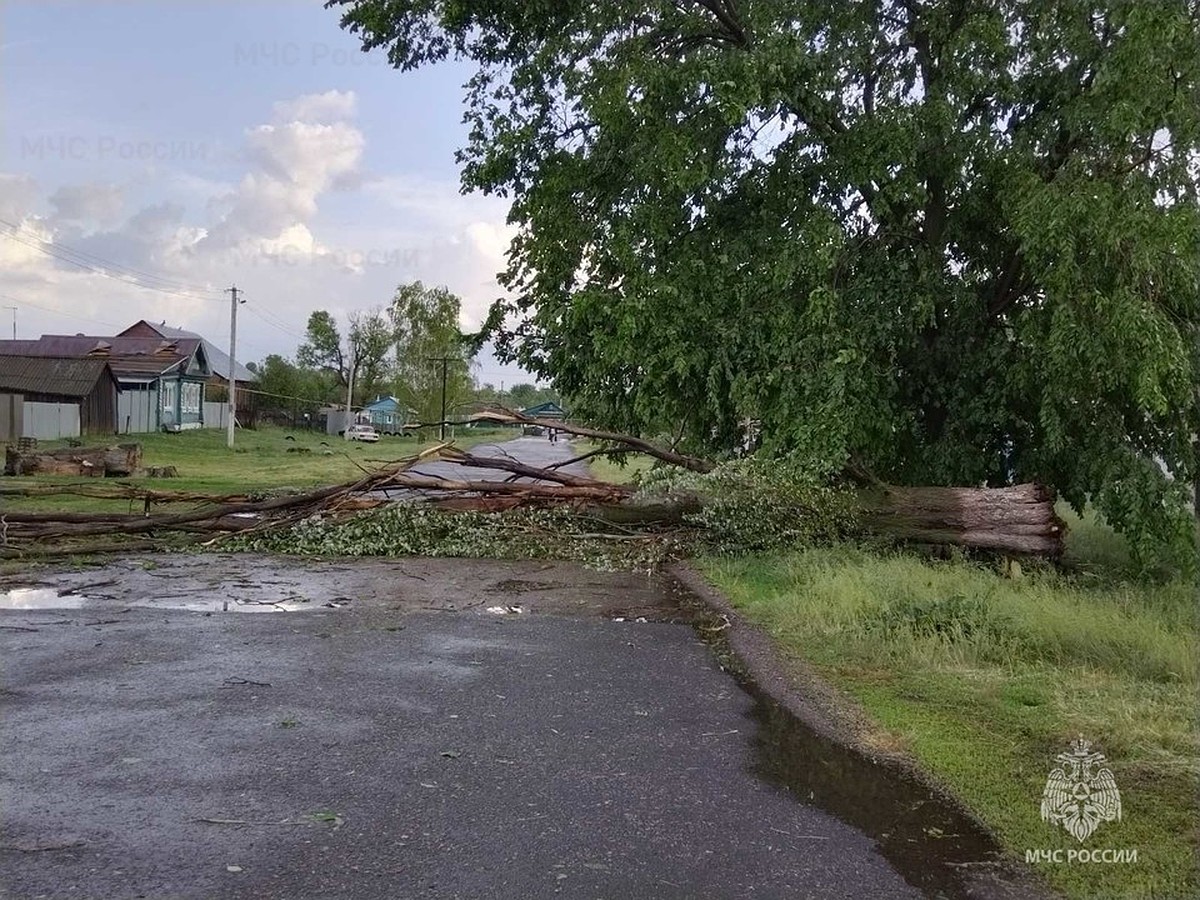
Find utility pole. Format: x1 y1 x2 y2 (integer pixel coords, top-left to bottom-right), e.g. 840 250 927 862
2 305 15 339
430 356 453 440
224 285 243 448
344 342 356 441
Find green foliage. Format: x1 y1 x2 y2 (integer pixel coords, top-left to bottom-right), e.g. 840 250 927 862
255 353 340 409
229 505 676 572
295 308 394 406
640 458 860 554
296 310 346 384
705 546 1198 898
390 281 475 427
330 0 1200 569
348 307 395 403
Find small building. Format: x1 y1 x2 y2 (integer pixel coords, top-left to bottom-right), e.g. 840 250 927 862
464 408 518 428
0 356 119 439
0 334 211 433
520 401 567 421
361 396 408 435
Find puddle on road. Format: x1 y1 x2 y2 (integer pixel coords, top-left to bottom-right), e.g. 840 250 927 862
748 689 1004 898
665 576 1008 900
0 588 90 609
0 586 338 614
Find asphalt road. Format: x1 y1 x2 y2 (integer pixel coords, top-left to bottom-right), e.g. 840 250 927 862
0 439 1032 899
387 433 591 491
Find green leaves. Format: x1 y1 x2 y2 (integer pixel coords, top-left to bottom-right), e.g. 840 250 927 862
390 281 474 426
331 0 1200 571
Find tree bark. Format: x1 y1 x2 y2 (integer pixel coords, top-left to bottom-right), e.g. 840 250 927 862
860 482 1064 556
5 443 142 477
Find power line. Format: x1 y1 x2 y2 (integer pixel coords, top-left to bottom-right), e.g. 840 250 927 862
242 302 307 341
0 216 215 294
0 292 126 332
0 218 222 303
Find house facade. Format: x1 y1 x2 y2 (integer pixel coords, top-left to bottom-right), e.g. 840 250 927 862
521 401 568 421
361 396 409 434
0 333 211 433
118 321 257 427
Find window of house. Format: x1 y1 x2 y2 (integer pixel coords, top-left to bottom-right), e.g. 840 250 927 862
182 382 201 414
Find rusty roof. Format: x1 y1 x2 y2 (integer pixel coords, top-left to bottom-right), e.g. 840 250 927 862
0 355 115 397
0 334 206 379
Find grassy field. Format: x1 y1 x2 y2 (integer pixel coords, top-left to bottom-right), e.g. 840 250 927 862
571 439 657 484
3 426 511 514
703 508 1198 899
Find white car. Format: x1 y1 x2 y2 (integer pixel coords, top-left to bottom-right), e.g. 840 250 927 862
345 424 380 443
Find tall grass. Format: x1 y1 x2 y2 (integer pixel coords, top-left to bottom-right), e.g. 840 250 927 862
703 514 1199 898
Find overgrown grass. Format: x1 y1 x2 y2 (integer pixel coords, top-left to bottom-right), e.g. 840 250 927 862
703 515 1198 899
4 426 511 514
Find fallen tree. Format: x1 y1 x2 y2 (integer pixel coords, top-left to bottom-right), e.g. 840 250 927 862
861 483 1064 557
0 422 1065 561
4 442 142 477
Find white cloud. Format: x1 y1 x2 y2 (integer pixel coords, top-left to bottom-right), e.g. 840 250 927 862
0 174 40 222
0 90 518 372
48 183 124 224
272 90 357 125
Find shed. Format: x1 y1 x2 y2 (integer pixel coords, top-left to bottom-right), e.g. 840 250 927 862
0 356 118 436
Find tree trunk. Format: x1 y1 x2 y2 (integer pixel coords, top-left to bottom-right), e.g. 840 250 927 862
4 443 142 477
860 482 1064 556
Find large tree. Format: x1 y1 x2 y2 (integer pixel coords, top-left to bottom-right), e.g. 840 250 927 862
296 308 394 405
331 0 1200 566
390 281 475 426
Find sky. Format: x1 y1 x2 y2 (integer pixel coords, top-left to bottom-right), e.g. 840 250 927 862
0 0 530 388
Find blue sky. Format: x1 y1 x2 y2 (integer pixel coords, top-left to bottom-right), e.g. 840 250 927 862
0 0 530 386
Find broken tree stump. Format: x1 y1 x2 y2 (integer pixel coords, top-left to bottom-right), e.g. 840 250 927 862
4 442 143 477
860 482 1065 556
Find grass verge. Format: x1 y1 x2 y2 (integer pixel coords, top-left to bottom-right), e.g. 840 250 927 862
702 513 1198 900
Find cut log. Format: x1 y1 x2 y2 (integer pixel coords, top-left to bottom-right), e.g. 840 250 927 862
4 443 143 477
860 482 1064 556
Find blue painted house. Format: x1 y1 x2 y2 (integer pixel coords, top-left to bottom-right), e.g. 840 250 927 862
361 396 409 434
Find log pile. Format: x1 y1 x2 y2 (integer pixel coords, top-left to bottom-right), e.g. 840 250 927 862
0 413 1066 559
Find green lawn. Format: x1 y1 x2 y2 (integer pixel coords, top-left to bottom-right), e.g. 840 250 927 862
571 439 657 484
703 509 1198 899
3 426 512 514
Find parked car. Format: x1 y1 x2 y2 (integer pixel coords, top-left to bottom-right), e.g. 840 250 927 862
345 424 380 443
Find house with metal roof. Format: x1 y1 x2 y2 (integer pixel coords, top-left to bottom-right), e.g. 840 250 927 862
0 333 211 433
360 395 410 435
117 321 258 426
0 356 118 439
520 401 567 421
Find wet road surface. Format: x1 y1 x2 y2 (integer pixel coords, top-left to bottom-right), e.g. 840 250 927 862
378 434 591 498
1 555 1031 899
